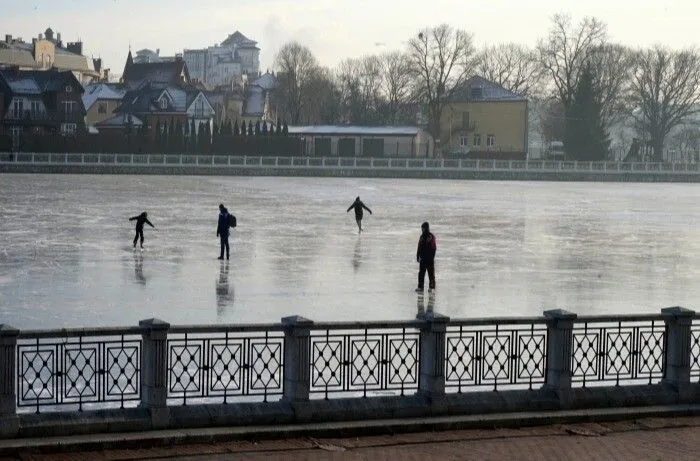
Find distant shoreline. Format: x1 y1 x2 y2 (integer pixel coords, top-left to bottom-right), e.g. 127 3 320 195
2 154 700 182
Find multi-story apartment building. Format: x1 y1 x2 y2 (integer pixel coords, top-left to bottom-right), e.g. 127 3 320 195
183 31 260 89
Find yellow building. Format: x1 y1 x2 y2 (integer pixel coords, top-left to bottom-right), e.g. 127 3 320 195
82 83 127 127
440 76 528 159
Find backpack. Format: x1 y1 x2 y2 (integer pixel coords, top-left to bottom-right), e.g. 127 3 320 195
228 214 237 228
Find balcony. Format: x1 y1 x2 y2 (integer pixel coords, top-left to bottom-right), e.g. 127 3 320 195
6 110 56 122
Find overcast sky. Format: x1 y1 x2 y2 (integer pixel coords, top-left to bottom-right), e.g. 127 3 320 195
2 0 698 76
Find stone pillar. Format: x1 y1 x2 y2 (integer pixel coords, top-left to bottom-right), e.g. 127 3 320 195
0 324 19 437
661 306 695 392
543 309 577 393
139 318 170 426
417 312 450 399
282 316 313 403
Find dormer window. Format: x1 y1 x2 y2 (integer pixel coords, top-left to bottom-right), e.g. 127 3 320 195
159 98 168 110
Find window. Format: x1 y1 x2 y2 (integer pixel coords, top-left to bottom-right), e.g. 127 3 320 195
30 100 41 115
12 99 23 118
98 102 107 114
65 85 72 93
61 123 77 135
10 126 23 149
159 98 168 110
487 134 495 147
62 100 76 116
461 111 470 128
459 136 468 147
473 134 481 147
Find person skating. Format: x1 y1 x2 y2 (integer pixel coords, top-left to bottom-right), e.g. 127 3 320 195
346 196 372 233
416 221 436 292
129 212 155 249
216 204 232 260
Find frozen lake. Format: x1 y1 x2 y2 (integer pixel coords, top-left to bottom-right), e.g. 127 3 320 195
1 174 699 329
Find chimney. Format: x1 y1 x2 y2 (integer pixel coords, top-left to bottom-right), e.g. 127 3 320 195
4 34 11 44
57 32 61 42
38 33 43 40
156 48 160 56
67 41 83 55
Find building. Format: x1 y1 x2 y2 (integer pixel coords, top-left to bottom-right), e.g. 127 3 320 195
0 68 86 149
440 76 528 159
117 52 215 138
288 125 434 157
0 28 99 84
243 71 276 123
132 48 178 64
82 83 127 126
183 31 260 89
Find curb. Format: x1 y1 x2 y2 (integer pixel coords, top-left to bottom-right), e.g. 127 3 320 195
2 404 700 455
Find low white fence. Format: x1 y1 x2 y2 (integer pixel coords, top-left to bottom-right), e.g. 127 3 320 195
2 153 700 174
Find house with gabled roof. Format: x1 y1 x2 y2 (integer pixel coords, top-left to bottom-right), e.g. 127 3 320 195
82 82 127 126
0 68 85 150
116 50 215 138
441 76 528 159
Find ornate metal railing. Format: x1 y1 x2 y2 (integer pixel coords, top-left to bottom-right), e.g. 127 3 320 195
166 325 285 405
16 327 142 414
309 321 421 399
690 324 700 382
2 153 700 175
571 315 666 387
445 318 548 392
2 309 698 416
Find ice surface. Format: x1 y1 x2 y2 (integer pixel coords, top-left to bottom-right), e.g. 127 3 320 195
1 174 700 329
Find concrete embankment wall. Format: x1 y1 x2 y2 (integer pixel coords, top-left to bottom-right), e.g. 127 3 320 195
3 163 700 182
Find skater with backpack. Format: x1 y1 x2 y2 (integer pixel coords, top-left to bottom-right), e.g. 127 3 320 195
216 204 236 260
415 221 436 292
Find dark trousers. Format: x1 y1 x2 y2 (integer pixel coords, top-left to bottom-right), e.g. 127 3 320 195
418 261 436 290
133 229 144 247
219 235 230 259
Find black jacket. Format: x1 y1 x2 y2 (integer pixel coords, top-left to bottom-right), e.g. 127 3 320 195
417 231 437 263
347 200 372 219
129 213 154 231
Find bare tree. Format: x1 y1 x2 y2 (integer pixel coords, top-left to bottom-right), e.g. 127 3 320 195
304 67 342 124
273 42 319 124
587 44 635 127
629 46 700 161
476 43 544 98
538 14 607 111
408 24 476 143
336 55 384 124
380 51 415 124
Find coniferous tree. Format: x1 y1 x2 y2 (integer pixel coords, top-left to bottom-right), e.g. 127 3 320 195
254 120 261 136
247 122 254 136
155 119 162 145
282 121 289 136
262 121 268 135
183 119 190 152
190 119 198 151
240 121 247 136
233 120 240 136
276 118 282 136
566 65 609 161
198 122 206 151
176 120 184 151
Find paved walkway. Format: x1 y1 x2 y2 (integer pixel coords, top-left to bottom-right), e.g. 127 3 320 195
5 416 700 461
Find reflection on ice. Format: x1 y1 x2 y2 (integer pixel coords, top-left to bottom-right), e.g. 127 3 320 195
1 175 700 329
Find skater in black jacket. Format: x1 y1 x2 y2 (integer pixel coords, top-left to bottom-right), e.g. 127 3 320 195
347 196 372 233
129 212 155 249
416 222 436 292
217 204 231 260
